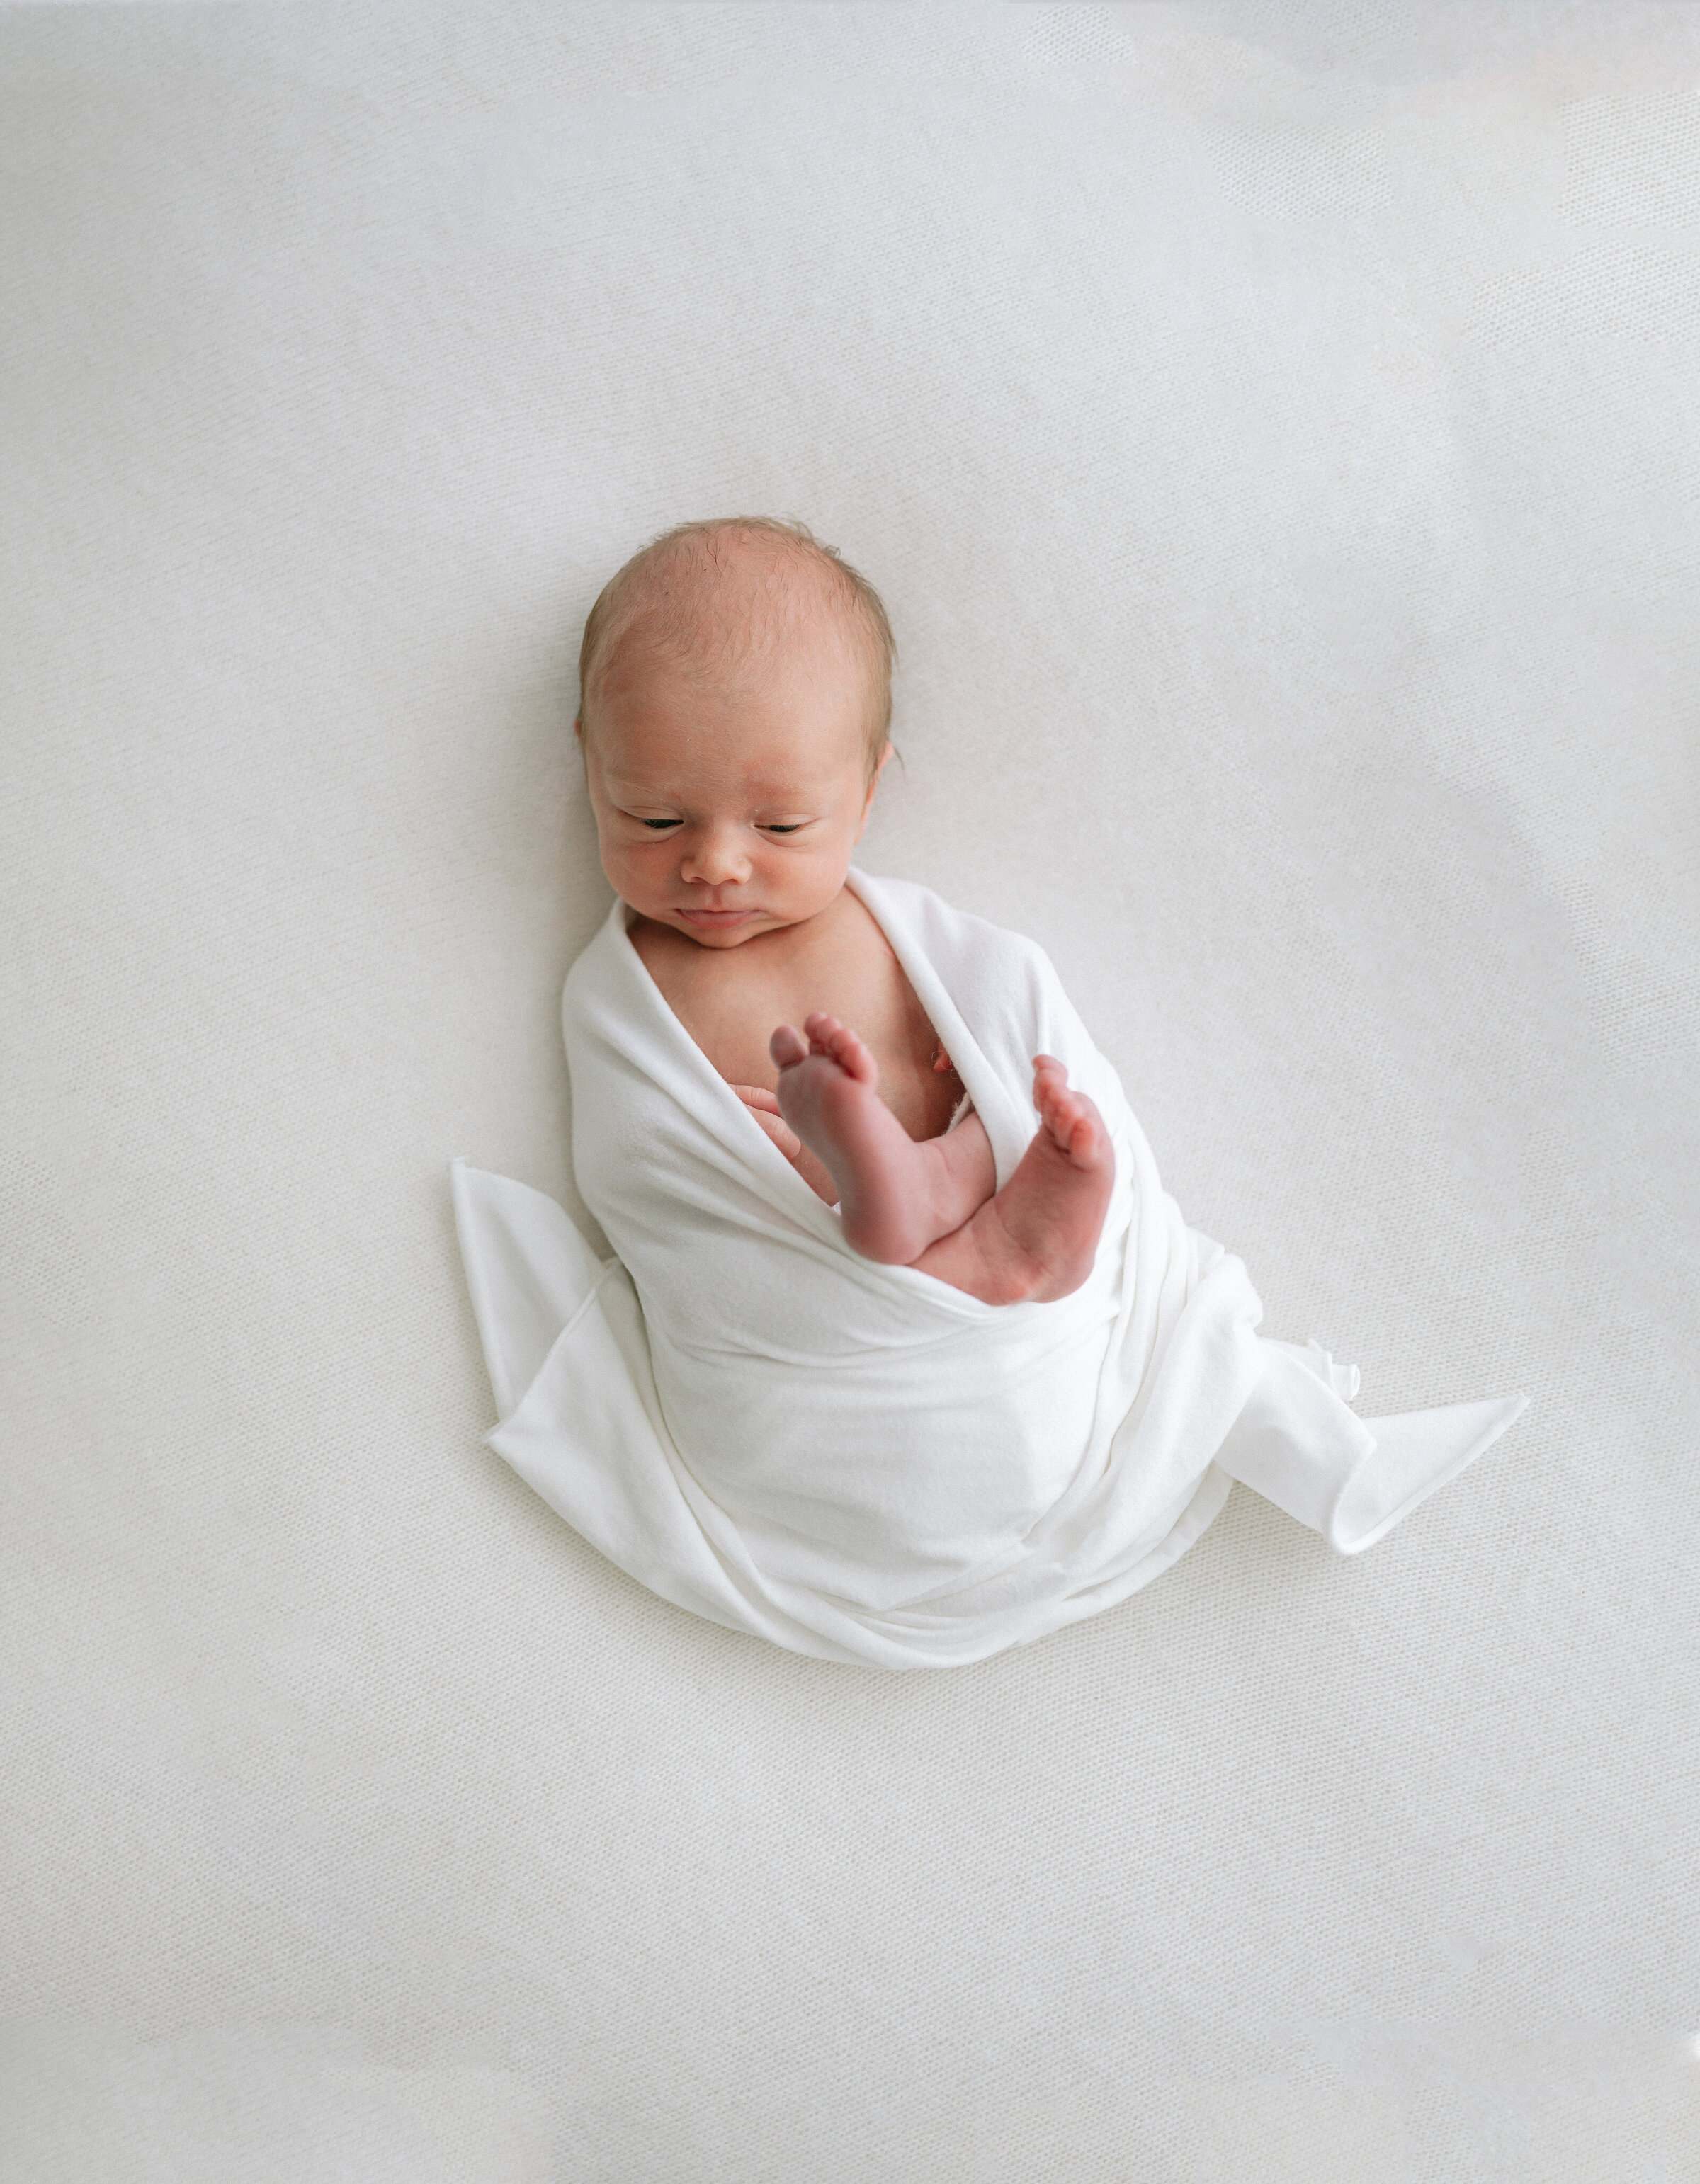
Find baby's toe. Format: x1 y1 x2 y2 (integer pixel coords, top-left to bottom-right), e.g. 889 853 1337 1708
1044 1089 1083 1142
810 1014 876 1083
1062 1096 1109 1167
770 1023 809 1069
1032 1062 1071 1115
1031 1057 1067 1100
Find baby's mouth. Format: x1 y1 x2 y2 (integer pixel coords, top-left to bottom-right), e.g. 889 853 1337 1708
676 905 756 930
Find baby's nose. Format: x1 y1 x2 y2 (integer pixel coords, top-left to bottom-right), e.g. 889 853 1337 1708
681 826 751 886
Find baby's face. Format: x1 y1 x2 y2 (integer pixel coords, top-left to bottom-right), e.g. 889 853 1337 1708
581 629 883 949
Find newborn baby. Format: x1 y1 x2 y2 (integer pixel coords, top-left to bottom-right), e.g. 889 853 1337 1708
579 519 1111 1307
450 517 1525 1668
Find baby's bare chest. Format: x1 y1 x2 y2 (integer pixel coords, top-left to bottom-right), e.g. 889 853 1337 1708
634 902 958 1142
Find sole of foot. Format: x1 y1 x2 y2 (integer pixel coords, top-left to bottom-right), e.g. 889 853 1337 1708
982 1057 1114 1300
771 1013 934 1262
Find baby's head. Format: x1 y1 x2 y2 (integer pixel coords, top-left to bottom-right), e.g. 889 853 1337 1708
577 518 894 947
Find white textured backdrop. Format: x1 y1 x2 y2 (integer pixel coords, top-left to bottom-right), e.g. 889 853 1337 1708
3 7 1697 2179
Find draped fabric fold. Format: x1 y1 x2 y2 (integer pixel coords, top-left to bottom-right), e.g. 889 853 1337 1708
451 872 1524 1667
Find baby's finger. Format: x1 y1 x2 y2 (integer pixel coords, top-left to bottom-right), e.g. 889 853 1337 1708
730 1083 783 1116
747 1105 803 1162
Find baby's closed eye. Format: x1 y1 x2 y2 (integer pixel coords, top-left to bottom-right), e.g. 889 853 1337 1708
633 817 806 832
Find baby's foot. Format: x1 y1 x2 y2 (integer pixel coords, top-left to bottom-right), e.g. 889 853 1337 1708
1002 1057 1116 1295
1030 1056 1104 1171
914 1057 1114 1304
771 1013 939 1263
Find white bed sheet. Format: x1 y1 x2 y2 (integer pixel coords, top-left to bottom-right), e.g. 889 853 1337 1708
3 7 1697 2178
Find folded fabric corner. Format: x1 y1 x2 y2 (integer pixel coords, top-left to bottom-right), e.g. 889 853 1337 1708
450 1159 604 1420
1328 1392 1529 1554
1215 1336 1527 1556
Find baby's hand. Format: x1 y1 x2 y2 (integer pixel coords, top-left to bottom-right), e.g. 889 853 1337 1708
730 1084 805 1165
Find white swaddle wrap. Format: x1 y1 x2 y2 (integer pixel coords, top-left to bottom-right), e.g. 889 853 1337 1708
452 872 1525 1668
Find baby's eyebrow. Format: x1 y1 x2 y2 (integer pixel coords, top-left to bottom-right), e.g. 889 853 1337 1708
604 781 678 804
603 774 837 811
